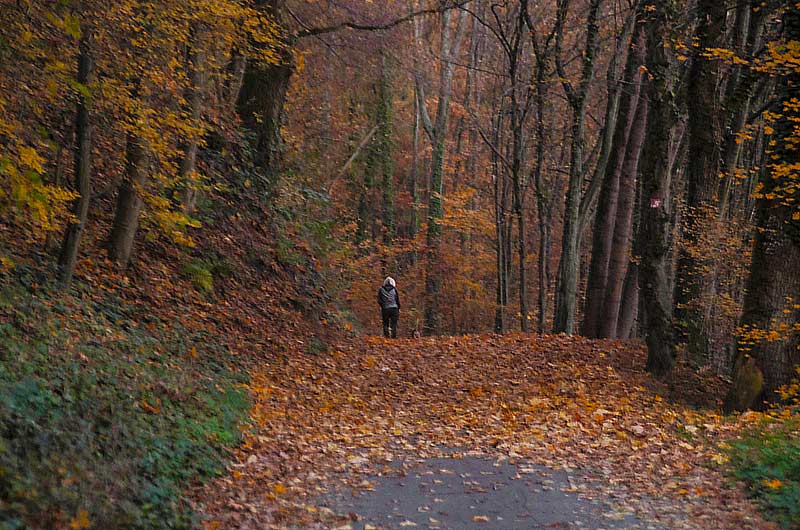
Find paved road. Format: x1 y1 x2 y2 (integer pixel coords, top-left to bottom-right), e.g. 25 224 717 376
322 455 657 530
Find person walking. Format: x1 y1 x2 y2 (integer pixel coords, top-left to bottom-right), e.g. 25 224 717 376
378 276 400 338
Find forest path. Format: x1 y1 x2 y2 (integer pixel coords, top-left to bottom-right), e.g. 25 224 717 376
196 334 773 529
322 452 648 529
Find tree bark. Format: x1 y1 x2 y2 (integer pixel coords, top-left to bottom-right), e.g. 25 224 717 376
108 132 147 269
583 26 644 337
410 90 420 262
505 6 529 332
58 30 93 287
602 94 648 338
180 24 207 213
418 6 468 334
719 1 771 216
533 74 552 333
553 0 602 334
236 0 293 187
495 167 506 333
726 6 800 411
617 262 639 339
674 0 726 363
639 0 679 377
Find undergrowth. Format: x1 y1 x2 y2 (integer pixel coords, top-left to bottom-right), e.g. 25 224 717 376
726 379 800 529
0 265 249 530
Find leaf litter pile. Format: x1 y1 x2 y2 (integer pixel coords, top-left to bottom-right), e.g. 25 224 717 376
195 334 774 529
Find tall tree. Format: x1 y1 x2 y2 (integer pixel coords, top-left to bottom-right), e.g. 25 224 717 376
582 22 645 338
726 5 800 411
673 0 726 363
108 131 147 268
522 0 558 334
58 26 93 286
638 0 681 377
415 5 469 334
237 0 293 187
602 92 648 338
552 0 603 334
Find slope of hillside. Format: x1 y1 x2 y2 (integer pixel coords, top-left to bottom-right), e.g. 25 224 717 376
0 202 334 529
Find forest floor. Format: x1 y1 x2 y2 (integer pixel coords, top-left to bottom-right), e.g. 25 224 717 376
194 334 776 530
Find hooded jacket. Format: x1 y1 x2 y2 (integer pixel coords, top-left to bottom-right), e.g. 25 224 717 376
378 284 400 310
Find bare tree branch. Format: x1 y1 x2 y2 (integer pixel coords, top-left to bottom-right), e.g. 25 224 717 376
465 107 512 171
293 1 471 39
326 124 380 195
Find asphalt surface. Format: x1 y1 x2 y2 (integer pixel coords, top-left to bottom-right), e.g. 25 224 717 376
322 455 657 530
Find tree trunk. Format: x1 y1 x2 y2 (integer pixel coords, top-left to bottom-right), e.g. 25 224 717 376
492 103 507 333
719 2 769 217
420 7 468 334
236 0 293 186
378 53 395 243
553 0 602 334
726 6 800 411
516 187 528 332
495 175 506 333
583 27 644 337
674 0 726 363
537 218 551 334
108 132 147 269
639 0 679 377
617 263 639 339
532 44 552 335
726 200 800 410
601 95 648 337
181 25 207 213
424 131 447 333
497 6 530 332
410 91 420 263
58 30 93 287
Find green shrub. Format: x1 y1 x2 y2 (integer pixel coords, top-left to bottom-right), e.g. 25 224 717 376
727 415 800 529
0 280 250 529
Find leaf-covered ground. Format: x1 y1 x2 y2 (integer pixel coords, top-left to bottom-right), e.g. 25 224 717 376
195 334 775 529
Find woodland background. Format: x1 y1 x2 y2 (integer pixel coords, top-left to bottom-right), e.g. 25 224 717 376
0 0 799 528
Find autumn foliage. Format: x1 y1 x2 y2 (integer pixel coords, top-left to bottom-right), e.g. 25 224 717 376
2 0 800 528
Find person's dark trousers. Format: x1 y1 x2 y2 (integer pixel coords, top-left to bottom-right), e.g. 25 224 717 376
381 307 399 338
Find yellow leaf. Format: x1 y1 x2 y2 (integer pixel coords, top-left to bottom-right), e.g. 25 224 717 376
472 515 490 522
0 256 14 271
18 146 44 173
140 398 161 414
762 478 783 490
710 453 729 465
469 386 485 398
274 483 287 495
69 509 91 529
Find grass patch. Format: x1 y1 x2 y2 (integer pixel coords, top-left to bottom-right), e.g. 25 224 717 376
727 414 800 529
0 269 249 529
